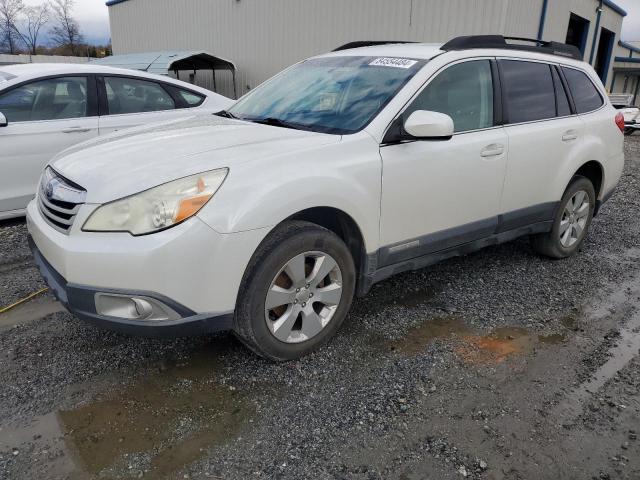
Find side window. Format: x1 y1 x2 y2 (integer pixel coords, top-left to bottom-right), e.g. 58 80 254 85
104 77 175 115
500 60 556 124
177 89 205 107
0 77 88 122
405 60 494 133
551 66 572 117
561 67 604 114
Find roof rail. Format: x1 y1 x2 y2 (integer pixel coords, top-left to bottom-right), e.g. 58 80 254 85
333 41 417 52
441 35 582 60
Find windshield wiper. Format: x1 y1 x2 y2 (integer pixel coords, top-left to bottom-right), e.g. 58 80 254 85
248 117 305 131
215 110 238 119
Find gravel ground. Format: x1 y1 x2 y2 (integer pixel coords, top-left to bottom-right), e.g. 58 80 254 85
0 137 639 480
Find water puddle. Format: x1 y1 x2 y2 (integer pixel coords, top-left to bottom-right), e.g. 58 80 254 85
556 310 640 419
455 328 566 365
386 316 568 364
1 344 259 479
0 295 65 330
387 317 471 355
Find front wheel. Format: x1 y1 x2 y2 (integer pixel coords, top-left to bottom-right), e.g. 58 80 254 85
234 221 356 361
530 176 595 259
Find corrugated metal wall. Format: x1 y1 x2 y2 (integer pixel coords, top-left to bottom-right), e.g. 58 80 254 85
109 0 545 98
108 0 625 98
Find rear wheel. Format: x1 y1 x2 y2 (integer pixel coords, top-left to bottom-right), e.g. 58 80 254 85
530 176 595 259
234 221 356 361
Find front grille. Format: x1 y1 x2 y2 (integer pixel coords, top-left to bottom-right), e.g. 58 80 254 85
38 168 86 234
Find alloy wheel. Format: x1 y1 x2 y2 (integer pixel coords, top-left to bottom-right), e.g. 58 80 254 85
264 251 343 344
559 190 590 248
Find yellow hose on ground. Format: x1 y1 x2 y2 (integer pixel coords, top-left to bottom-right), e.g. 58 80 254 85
0 288 49 315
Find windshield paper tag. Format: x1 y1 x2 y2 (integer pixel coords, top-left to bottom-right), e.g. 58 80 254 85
369 57 418 69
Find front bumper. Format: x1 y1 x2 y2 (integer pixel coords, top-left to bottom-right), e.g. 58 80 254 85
29 236 234 337
26 198 271 337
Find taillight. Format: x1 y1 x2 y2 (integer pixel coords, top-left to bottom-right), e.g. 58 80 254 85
615 112 625 133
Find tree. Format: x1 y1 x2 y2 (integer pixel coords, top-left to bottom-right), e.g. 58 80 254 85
49 0 83 55
15 4 49 55
0 0 23 54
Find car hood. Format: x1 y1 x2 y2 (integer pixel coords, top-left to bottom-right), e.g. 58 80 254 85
50 115 341 203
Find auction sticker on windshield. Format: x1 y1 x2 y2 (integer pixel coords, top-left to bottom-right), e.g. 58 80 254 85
369 58 418 69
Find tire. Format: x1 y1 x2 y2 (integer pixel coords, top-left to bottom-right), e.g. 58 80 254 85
234 220 356 361
530 176 596 259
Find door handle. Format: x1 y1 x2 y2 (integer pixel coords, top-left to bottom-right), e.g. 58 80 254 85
562 130 579 142
480 144 505 158
62 127 92 133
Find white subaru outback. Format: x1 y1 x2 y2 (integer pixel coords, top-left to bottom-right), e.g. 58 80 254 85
27 36 625 361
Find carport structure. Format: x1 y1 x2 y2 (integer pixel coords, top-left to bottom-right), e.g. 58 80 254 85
93 51 238 99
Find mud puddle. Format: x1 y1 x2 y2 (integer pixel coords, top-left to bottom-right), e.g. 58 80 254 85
0 294 65 330
386 316 569 363
556 309 640 420
1 344 263 479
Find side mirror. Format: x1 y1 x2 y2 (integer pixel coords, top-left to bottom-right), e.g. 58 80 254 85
403 110 454 139
0 112 7 127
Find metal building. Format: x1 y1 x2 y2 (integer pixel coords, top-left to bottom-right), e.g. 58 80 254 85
106 0 638 104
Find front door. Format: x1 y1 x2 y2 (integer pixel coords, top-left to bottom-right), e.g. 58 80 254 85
379 59 508 266
0 76 99 216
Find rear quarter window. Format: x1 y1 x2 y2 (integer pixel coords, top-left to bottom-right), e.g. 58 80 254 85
177 89 205 106
562 67 604 114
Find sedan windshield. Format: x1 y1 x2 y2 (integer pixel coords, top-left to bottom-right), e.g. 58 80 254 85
228 56 426 135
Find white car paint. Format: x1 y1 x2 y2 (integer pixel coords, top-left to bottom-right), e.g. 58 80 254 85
27 43 624 338
0 63 232 220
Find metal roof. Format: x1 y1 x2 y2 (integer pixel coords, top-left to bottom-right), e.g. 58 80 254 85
92 51 236 75
620 41 640 55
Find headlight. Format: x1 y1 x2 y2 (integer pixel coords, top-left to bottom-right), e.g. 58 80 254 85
82 168 228 235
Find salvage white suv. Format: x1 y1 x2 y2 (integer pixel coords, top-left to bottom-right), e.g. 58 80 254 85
27 36 625 361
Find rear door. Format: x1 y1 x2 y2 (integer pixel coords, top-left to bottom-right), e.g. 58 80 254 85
97 75 206 134
0 75 99 216
498 59 584 230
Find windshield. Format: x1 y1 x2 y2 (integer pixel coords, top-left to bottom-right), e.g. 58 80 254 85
228 56 426 135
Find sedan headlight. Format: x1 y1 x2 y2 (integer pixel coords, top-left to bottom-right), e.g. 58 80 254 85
83 168 228 235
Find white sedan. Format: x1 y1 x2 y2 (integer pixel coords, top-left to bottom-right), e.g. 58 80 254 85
0 63 233 220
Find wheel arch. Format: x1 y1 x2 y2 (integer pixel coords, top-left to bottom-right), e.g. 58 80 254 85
573 160 604 200
287 207 371 296
571 160 606 216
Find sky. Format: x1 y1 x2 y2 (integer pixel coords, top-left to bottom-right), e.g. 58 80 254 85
21 0 640 46
24 0 110 45
616 0 640 41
